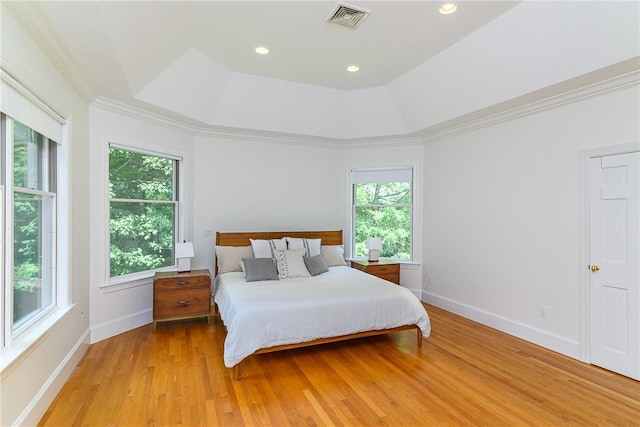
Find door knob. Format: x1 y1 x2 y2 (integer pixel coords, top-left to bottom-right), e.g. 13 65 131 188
590 265 600 272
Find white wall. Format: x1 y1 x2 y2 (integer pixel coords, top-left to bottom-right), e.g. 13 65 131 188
422 84 640 359
192 135 346 275
89 106 196 342
0 4 91 426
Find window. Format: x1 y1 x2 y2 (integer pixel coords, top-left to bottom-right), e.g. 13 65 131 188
109 145 180 279
352 168 413 261
2 116 58 335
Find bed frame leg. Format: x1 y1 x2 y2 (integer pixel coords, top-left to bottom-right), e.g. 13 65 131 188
416 327 423 348
232 365 240 381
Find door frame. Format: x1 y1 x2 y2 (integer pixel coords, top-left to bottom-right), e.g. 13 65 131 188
579 141 640 363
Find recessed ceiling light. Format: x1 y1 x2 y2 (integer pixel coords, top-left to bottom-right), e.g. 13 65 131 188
255 46 269 55
439 3 457 15
347 65 360 73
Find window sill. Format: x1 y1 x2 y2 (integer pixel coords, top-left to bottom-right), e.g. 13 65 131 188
0 304 74 378
99 276 153 294
99 267 178 293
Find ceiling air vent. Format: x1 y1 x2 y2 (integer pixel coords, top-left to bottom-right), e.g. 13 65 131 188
326 2 371 29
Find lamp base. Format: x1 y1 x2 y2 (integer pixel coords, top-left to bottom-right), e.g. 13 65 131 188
177 258 191 272
368 249 380 262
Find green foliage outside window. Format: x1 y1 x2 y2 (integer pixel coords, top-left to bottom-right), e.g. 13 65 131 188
12 121 54 325
354 182 412 260
13 134 41 294
109 148 176 277
13 194 42 293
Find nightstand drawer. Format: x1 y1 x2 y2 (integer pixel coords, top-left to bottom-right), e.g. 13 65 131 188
351 260 400 285
154 288 209 319
154 275 210 291
364 264 399 276
375 270 400 283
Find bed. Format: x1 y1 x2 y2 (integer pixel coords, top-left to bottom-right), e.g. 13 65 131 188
213 230 431 379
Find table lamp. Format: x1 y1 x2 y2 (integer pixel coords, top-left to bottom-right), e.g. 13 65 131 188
176 241 195 272
366 237 382 262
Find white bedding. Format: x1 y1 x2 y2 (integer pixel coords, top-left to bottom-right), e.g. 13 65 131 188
214 265 431 368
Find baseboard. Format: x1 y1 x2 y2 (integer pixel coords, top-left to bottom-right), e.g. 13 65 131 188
90 308 152 343
423 291 582 361
14 328 90 427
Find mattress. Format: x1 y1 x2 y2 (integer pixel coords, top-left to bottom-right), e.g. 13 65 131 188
214 265 431 367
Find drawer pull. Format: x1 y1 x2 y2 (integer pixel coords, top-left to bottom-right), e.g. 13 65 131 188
177 280 189 285
378 268 387 271
176 300 190 306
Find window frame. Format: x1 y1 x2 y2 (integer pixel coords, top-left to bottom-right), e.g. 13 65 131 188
351 167 414 262
1 114 60 343
106 142 186 287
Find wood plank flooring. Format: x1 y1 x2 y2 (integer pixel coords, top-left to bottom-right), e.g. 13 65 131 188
39 304 640 426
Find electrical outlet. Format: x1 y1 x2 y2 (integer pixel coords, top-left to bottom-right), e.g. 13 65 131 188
80 311 85 323
539 305 549 319
428 275 434 285
204 228 214 237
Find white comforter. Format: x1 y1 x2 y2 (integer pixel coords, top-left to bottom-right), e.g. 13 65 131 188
214 266 431 367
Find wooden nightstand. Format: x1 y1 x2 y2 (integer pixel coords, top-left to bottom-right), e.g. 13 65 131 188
351 260 400 285
153 269 211 332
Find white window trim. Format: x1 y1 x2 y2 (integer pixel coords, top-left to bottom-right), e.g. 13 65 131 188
11 188 57 337
97 136 189 290
3 117 61 341
0 76 70 369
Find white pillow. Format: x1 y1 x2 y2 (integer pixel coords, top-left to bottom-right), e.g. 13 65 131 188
286 237 321 257
321 245 347 266
250 238 287 258
215 245 253 273
274 249 310 279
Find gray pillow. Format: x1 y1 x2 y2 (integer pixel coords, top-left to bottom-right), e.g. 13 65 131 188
303 254 329 276
243 258 279 282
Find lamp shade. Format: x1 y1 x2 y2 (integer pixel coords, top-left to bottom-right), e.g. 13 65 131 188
175 241 195 258
365 237 382 250
365 237 382 262
176 241 195 272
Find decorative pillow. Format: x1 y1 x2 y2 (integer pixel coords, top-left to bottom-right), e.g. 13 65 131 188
286 237 321 257
303 254 329 276
242 258 279 282
274 249 310 279
321 245 347 266
250 238 287 258
215 245 253 273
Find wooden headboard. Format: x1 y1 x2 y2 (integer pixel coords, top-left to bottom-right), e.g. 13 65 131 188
214 230 343 276
215 230 343 247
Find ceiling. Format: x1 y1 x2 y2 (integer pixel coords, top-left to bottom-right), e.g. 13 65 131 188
21 1 519 97
6 1 637 139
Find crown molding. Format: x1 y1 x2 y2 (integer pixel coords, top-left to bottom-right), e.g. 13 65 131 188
4 1 96 104
415 63 640 144
92 97 425 149
92 97 196 133
93 62 639 149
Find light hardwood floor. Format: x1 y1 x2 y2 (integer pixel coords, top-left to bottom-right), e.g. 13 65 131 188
39 304 640 426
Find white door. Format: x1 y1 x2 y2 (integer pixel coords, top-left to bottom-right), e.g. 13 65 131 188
589 151 639 380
